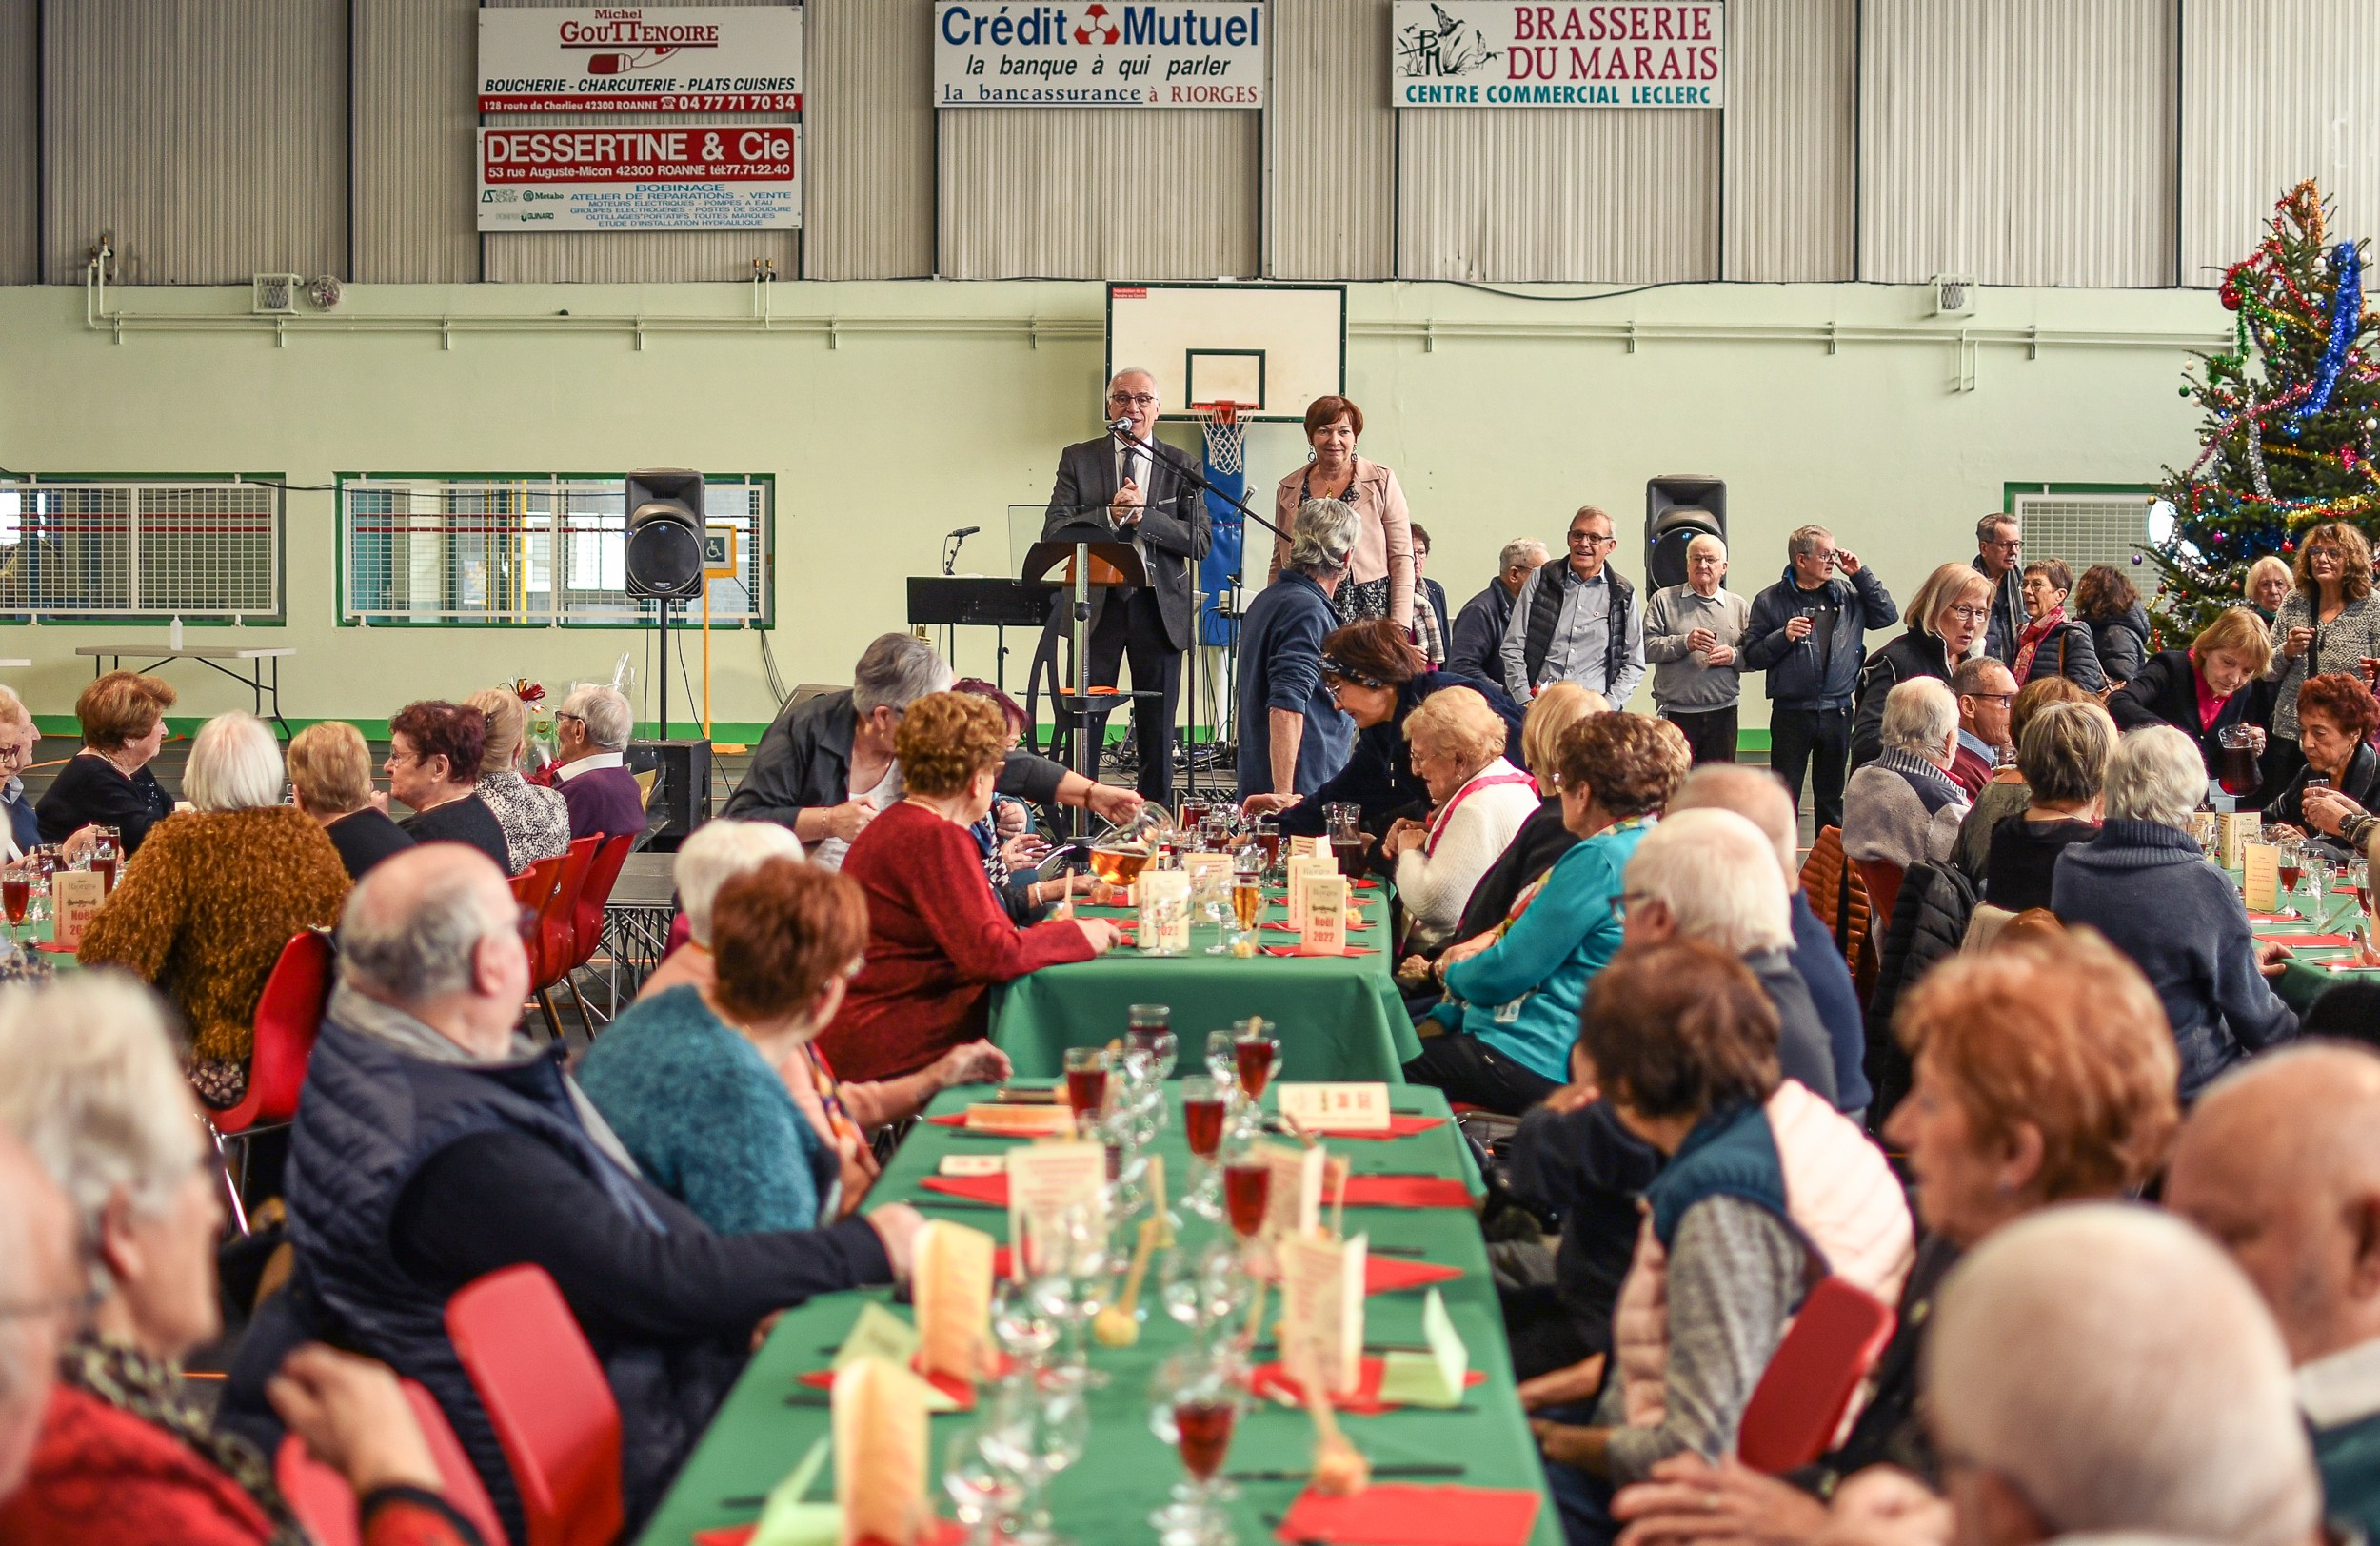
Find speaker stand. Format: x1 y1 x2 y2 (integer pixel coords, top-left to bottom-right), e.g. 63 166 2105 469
657 597 672 740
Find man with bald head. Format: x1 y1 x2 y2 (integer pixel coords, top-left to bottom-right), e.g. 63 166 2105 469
1041 367 1214 802
0 1133 78 1500
2168 1044 2380 1537
245 842 920 1542
1926 1203 2319 1546
1671 763 1868 1116
1644 533 1749 763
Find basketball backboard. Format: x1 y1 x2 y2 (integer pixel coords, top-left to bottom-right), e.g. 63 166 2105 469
1104 283 1346 423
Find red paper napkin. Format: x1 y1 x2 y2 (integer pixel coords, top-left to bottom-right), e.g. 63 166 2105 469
1273 1484 1541 1546
695 1521 968 1546
1309 1115 1448 1141
1261 945 1380 957
795 1353 1011 1412
923 1113 1043 1132
1249 1357 1486 1414
2258 933 2354 948
1362 1257 1463 1295
919 1174 1007 1206
32 941 72 955
1339 1176 1474 1209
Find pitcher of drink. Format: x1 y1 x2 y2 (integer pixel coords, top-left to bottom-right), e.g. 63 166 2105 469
1323 802 1365 875
2217 725 2263 799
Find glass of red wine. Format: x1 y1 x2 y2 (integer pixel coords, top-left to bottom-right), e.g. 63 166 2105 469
1180 1076 1228 1220
0 869 28 946
1233 1023 1281 1103
1222 1146 1272 1245
1061 1047 1110 1133
1147 1345 1246 1539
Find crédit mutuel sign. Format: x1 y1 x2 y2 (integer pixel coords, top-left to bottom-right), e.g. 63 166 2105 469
478 6 803 112
1393 2 1724 108
935 3 1266 108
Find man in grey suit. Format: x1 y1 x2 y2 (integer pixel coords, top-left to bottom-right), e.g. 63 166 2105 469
1041 367 1213 803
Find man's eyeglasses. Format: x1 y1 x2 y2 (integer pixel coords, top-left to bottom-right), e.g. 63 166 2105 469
1965 693 2013 709
1107 391 1159 409
1568 531 1616 547
1983 537 2022 552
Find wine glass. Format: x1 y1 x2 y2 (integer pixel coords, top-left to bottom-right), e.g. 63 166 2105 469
981 1378 1091 1546
0 864 29 949
1221 1143 1271 1249
1204 1028 1237 1085
1180 1075 1228 1221
993 1261 1061 1368
2278 837 2308 920
1127 1004 1177 1079
1030 1202 1117 1387
1061 1047 1109 1132
1147 1346 1246 1545
1199 867 1235 954
945 1426 1026 1546
1233 1021 1282 1108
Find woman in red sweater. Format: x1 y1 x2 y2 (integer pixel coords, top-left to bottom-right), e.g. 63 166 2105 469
820 693 1119 1081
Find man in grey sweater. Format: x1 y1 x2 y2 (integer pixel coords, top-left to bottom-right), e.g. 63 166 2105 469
1643 534 1750 764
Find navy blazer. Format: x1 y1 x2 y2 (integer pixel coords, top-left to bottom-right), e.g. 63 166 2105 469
1041 433 1213 652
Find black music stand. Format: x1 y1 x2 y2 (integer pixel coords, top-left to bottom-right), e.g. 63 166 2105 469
1025 525 1158 829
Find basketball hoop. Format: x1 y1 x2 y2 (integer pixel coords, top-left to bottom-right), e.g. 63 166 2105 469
1191 401 1247 478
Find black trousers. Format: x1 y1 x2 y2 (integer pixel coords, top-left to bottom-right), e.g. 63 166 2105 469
1069 587 1180 804
1662 704 1739 765
1769 704 1852 835
1401 1032 1561 1117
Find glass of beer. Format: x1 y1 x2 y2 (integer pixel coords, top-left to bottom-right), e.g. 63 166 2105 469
1231 858 1263 938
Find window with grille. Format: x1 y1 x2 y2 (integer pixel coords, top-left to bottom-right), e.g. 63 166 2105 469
2009 491 2156 578
338 475 772 626
0 480 283 622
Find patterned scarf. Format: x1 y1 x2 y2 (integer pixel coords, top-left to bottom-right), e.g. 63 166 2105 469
60 1335 309 1546
2011 605 2065 684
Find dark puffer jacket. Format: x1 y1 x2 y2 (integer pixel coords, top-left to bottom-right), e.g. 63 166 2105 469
2088 603 2152 686
1850 627 1956 772
1860 861 1977 1132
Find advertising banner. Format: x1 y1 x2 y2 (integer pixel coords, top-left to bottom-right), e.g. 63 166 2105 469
1392 2 1724 108
478 7 803 113
476 127 800 230
934 3 1265 108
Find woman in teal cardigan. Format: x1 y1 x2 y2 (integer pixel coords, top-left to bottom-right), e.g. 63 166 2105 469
580 856 868 1234
1409 712 1691 1115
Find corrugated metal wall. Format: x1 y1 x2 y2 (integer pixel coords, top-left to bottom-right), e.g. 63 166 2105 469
2181 0 2380 288
478 0 796 284
42 0 348 286
1722 0 1854 282
352 0 477 284
0 0 36 286
1859 0 2176 287
803 0 934 278
1397 110 1720 283
1269 0 1394 280
938 110 1259 279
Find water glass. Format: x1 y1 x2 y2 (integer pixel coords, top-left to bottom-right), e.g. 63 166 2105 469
945 1426 1026 1546
981 1377 1090 1546
1126 1004 1178 1079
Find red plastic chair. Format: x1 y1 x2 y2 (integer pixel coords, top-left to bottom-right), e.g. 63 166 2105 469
403 1377 510 1546
1735 1278 1898 1474
446 1264 624 1546
530 838 599 1040
562 834 635 1035
276 1434 363 1546
207 930 336 1236
511 856 564 919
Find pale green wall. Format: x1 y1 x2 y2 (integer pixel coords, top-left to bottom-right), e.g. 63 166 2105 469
0 278 2222 737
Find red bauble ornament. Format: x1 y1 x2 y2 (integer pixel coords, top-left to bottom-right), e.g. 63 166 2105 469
2221 280 2242 310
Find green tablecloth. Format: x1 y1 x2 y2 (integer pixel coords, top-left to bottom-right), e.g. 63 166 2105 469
2251 882 2375 1012
633 1083 1557 1546
989 894 1424 1083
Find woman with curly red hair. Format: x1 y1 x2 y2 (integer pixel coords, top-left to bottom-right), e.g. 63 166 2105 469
2265 669 2380 843
817 693 1118 1082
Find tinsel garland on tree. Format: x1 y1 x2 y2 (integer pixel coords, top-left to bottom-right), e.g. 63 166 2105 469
2149 180 2379 639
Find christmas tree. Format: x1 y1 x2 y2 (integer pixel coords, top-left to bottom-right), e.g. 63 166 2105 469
2150 180 2377 638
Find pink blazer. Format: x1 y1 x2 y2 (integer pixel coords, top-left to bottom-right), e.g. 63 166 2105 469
1267 456 1415 629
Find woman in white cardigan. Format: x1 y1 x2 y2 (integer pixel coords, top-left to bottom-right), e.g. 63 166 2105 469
1382 686 1541 953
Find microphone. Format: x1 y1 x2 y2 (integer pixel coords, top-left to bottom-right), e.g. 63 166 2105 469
1108 416 1135 436
946 525 981 540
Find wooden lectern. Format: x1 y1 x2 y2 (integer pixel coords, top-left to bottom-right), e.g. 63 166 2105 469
1023 523 1160 806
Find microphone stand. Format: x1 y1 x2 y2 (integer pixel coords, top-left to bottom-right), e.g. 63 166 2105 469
1105 420 1289 803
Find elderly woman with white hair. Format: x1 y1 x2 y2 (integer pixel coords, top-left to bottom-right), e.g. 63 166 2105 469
1381 685 1539 955
2052 724 2299 1100
1840 676 1970 876
462 686 568 873
0 974 488 1546
631 819 1010 1203
1237 498 1362 801
79 713 349 1109
549 683 645 842
1616 807 1842 1108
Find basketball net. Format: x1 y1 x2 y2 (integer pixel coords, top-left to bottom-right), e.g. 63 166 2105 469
1191 401 1247 477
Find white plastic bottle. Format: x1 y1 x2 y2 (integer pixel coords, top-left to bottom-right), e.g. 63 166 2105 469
169 614 182 649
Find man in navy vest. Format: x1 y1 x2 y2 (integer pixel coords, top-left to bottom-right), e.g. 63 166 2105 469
248 844 920 1543
1499 505 1645 709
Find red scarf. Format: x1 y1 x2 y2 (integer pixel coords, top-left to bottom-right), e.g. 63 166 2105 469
1423 764 1536 856
2012 605 2065 683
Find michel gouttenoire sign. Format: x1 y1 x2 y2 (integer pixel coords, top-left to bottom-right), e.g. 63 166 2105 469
478 6 804 112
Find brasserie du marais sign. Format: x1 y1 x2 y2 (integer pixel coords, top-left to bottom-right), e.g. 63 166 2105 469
1392 2 1724 108
935 2 1267 107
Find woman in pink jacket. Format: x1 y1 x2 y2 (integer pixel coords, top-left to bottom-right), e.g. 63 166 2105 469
1527 938 1913 1545
1266 395 1430 657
